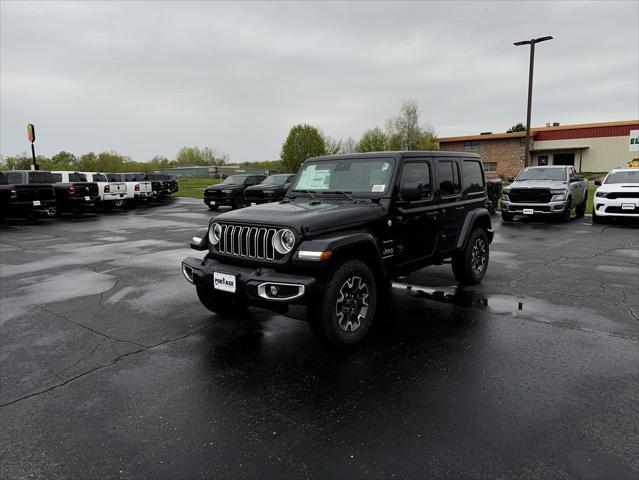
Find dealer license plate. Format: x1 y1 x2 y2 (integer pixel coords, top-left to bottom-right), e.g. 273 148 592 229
251 202 256 206
210 201 216 205
523 208 534 215
213 272 236 293
622 203 635 210
84 196 90 201
32 200 41 206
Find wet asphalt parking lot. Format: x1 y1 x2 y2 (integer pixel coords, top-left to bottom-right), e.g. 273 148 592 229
0 198 638 479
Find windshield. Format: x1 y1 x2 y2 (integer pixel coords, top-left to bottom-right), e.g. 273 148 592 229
516 167 566 182
605 170 639 184
292 158 395 194
261 175 291 186
221 176 246 185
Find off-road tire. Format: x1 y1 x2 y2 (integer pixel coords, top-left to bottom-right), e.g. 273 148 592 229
196 285 249 316
501 211 514 222
575 195 587 218
452 228 490 285
308 260 377 347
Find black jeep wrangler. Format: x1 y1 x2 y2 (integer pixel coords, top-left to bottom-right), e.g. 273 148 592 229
183 152 493 346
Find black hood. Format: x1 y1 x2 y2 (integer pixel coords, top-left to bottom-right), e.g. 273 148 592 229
207 183 243 191
244 184 281 192
214 198 386 235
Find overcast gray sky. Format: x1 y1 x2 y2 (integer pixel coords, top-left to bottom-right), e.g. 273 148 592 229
1 1 637 162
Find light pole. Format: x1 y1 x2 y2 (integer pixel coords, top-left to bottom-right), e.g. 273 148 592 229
514 35 553 167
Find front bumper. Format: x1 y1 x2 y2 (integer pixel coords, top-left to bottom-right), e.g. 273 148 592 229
204 195 233 206
181 256 316 305
594 198 639 217
502 200 568 215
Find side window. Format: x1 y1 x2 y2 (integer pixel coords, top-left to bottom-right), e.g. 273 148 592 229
256 176 266 184
462 160 485 195
437 160 461 196
245 177 255 186
400 162 431 199
52 173 63 182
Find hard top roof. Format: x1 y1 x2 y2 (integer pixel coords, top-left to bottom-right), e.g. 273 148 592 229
306 151 480 162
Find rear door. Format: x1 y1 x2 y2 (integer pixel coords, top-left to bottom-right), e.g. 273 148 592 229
394 158 439 267
434 158 464 252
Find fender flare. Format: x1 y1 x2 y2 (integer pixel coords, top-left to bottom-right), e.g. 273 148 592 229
456 208 493 250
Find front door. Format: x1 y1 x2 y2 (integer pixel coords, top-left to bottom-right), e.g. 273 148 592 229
394 159 439 268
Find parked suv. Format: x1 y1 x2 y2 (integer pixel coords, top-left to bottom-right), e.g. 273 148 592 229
244 174 296 205
203 174 266 210
501 166 588 222
592 168 639 223
183 152 493 346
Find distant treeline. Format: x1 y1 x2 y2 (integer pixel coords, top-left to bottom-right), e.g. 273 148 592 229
0 147 282 174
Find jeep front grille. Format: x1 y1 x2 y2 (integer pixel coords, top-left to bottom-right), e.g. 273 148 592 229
217 224 277 260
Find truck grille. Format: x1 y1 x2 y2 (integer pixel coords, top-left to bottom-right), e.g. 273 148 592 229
217 224 277 260
508 188 552 203
606 192 639 200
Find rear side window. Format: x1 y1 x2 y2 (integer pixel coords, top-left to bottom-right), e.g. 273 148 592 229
107 174 122 182
93 173 107 182
400 161 431 198
437 160 461 196
69 173 87 182
30 172 56 183
0 172 7 185
52 173 63 182
462 160 485 195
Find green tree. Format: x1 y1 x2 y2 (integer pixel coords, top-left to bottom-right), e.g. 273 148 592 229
78 152 98 171
322 133 343 155
386 99 437 151
175 147 224 166
356 127 388 152
49 151 78 170
280 124 326 173
510 122 526 132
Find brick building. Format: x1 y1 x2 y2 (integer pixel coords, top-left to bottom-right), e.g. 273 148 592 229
434 120 639 178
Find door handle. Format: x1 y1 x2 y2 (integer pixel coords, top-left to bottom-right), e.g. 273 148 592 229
454 206 465 211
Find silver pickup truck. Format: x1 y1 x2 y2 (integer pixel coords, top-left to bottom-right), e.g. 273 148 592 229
501 165 588 222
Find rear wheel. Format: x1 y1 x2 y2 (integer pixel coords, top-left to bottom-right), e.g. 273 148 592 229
452 228 489 285
196 286 249 316
308 260 377 347
501 211 514 222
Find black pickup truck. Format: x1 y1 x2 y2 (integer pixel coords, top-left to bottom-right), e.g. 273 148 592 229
244 174 296 206
148 174 178 197
49 171 100 215
0 171 57 219
183 151 493 346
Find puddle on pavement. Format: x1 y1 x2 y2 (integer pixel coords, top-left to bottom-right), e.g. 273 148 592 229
391 283 633 337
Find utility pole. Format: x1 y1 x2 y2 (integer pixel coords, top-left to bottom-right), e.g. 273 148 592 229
514 36 553 167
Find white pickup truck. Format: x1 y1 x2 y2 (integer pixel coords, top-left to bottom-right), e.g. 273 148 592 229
80 172 127 209
106 173 153 203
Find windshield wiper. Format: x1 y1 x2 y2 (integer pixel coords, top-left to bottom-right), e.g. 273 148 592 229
291 189 318 200
325 190 356 202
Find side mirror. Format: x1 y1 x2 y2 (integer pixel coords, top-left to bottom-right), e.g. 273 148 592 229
401 182 423 202
507 176 515 183
594 180 602 186
190 227 209 251
570 175 584 183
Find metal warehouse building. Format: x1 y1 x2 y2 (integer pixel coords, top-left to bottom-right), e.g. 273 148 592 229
435 120 639 177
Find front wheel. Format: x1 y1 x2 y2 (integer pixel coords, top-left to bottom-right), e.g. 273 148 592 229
559 200 572 222
452 228 490 285
575 194 587 218
501 211 514 222
592 207 602 224
308 260 377 347
196 286 249 316
232 195 244 210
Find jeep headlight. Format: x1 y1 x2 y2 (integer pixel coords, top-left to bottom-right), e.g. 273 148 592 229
595 191 607 198
272 228 295 254
209 223 222 245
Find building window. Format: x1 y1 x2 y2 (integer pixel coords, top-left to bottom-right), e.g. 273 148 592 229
538 156 548 166
520 137 527 146
483 162 497 172
464 140 480 151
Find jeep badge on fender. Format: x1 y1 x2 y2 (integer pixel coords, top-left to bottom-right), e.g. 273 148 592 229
182 151 494 347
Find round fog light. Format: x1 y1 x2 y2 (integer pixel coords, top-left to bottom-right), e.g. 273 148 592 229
270 285 279 297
